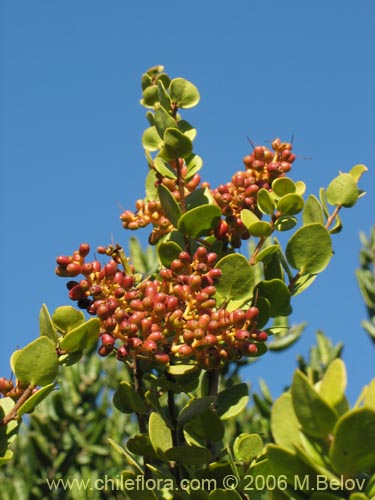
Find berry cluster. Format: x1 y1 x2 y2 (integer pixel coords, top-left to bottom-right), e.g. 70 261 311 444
120 159 204 245
56 244 268 369
212 138 296 247
0 377 38 401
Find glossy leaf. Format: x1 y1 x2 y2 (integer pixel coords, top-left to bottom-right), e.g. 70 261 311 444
154 106 177 139
177 396 216 426
52 306 85 335
157 241 182 267
291 370 338 438
277 193 304 215
113 381 147 415
272 177 296 196
330 408 375 474
286 223 333 274
39 304 57 343
17 383 56 416
149 411 173 459
257 189 275 214
274 215 298 232
185 187 213 210
233 433 263 463
12 337 58 386
217 383 249 420
255 279 291 317
165 445 211 465
169 77 200 108
303 194 325 225
318 359 347 409
141 85 159 108
178 119 197 141
271 393 301 451
185 409 225 442
326 173 359 208
241 209 273 237
215 253 255 304
153 157 177 179
157 80 172 111
177 205 221 238
142 126 163 151
59 318 100 353
160 127 193 161
157 184 182 227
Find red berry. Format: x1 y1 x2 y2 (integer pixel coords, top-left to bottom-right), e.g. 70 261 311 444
101 333 115 347
79 243 90 257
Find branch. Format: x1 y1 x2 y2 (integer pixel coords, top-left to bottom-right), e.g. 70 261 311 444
1 384 35 427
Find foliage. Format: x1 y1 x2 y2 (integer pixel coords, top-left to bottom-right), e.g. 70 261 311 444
356 226 375 344
0 66 371 500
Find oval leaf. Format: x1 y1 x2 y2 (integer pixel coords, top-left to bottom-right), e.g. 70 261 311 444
271 393 301 450
59 318 100 353
157 241 183 267
113 381 147 415
303 194 325 225
217 383 249 420
160 127 193 161
330 408 375 474
274 215 298 232
157 184 182 227
257 189 276 215
154 107 177 139
165 445 211 465
276 193 304 215
349 163 368 182
291 370 338 439
13 337 58 386
142 126 163 151
149 411 173 459
177 205 221 238
326 173 359 208
185 409 225 442
177 396 217 426
318 359 347 409
17 383 56 416
169 77 200 108
39 304 57 342
272 177 296 196
153 157 177 179
233 433 263 463
286 223 333 274
52 306 85 335
255 279 291 317
215 254 255 304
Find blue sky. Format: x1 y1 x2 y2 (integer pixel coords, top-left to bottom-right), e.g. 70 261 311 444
1 1 374 404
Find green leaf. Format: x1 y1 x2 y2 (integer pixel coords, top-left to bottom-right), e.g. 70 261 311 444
157 241 183 267
318 359 347 410
215 254 255 305
39 304 57 343
108 438 144 474
185 409 225 442
157 80 172 111
233 433 263 463
145 169 158 200
274 215 298 231
154 106 177 139
153 157 177 179
255 244 279 263
12 337 58 386
142 126 163 151
276 194 304 215
257 188 276 214
254 296 271 329
169 77 200 108
52 306 85 335
217 383 249 420
363 378 375 409
272 177 296 196
59 318 100 353
349 163 368 182
17 383 56 416
291 370 338 438
165 445 212 465
268 322 306 351
330 407 375 474
157 184 182 227
149 411 173 460
160 127 193 161
186 154 203 179
141 85 159 108
178 119 197 141
286 223 333 274
267 444 316 489
185 187 213 210
326 173 359 208
127 434 159 460
177 205 221 238
290 272 317 296
255 279 291 317
177 396 217 426
303 195 325 225
167 364 199 376
113 381 147 415
271 393 301 450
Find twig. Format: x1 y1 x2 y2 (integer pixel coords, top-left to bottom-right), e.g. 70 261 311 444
1 384 34 427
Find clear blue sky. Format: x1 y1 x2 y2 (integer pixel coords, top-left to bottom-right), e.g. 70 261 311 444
1 1 374 404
